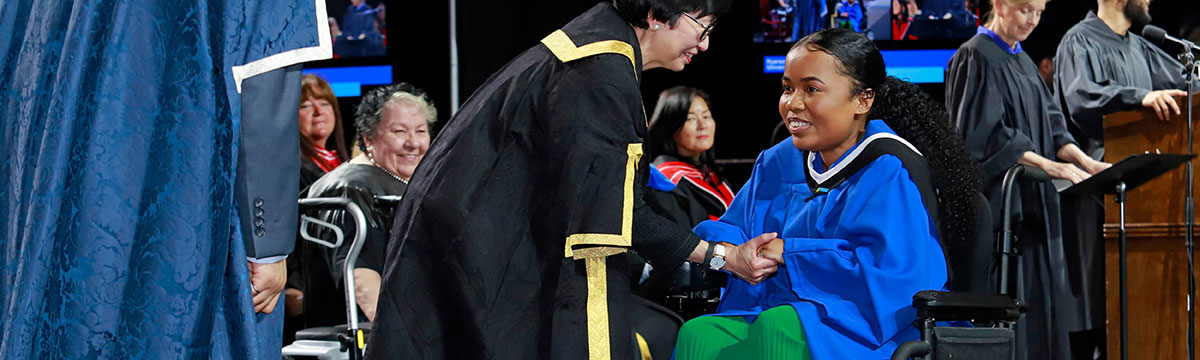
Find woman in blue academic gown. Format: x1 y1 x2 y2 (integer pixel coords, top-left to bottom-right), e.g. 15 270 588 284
674 28 982 359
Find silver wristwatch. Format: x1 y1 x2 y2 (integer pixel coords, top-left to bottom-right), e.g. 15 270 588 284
709 243 727 270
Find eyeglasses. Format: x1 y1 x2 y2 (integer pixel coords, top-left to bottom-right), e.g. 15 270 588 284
680 12 715 42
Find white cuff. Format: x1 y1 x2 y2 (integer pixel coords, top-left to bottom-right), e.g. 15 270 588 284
247 255 288 264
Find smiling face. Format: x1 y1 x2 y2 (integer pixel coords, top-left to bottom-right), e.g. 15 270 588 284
299 96 337 147
363 101 430 180
778 46 873 167
643 12 713 71
992 0 1046 44
673 96 716 159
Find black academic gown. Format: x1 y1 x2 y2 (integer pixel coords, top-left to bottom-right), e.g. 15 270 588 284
1055 11 1192 155
946 34 1081 360
643 155 734 227
365 3 701 359
637 155 734 316
1054 13 1196 353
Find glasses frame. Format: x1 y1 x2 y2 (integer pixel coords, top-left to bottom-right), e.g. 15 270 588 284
679 12 715 42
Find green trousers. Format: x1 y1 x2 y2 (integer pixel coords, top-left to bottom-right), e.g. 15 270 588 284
674 305 811 360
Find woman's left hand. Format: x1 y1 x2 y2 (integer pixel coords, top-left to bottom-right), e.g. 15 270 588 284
758 238 786 265
1080 159 1112 175
724 233 780 285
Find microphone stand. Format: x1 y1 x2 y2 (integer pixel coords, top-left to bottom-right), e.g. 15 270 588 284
1182 41 1196 360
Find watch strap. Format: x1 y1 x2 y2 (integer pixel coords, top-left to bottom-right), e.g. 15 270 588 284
702 240 716 268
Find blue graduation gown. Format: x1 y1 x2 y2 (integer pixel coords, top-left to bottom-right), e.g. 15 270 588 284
694 120 947 359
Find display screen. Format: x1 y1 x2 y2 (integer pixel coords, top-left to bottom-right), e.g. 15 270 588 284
302 65 392 97
763 49 955 83
754 0 979 43
326 0 388 58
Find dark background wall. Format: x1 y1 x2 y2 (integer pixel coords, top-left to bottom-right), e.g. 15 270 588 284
328 0 1199 187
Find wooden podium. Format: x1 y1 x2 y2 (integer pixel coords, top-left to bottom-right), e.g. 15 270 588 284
1103 94 1199 358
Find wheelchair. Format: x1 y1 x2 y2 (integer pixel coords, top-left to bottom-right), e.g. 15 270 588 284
891 164 1047 360
282 197 371 360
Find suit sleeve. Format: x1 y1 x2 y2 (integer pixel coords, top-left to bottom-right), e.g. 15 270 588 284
236 64 302 261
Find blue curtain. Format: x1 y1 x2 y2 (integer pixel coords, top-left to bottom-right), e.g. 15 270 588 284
0 0 323 358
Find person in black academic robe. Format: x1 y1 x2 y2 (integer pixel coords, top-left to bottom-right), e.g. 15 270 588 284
1054 2 1196 356
363 1 784 359
637 86 735 324
643 86 735 228
1055 8 1192 156
945 4 1110 358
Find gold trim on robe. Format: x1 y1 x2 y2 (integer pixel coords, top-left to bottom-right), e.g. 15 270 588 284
543 28 644 360
564 144 643 360
540 30 638 80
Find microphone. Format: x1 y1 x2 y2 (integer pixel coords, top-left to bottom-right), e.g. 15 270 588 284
1142 25 1200 53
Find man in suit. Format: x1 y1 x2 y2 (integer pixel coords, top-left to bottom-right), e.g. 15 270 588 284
237 65 302 325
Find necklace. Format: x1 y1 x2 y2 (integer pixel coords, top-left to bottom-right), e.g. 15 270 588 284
369 158 409 184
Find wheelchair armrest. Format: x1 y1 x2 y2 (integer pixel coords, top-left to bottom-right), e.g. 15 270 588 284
890 340 932 360
293 322 373 341
912 290 1024 322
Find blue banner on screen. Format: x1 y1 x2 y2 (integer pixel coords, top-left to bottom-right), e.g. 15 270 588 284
762 49 956 83
302 65 392 97
880 49 956 83
764 55 786 74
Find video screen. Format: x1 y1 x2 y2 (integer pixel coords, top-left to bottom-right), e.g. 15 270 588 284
326 0 387 58
891 0 979 40
755 0 978 42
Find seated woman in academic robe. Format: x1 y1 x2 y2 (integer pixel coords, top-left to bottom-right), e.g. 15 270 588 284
631 86 738 355
673 28 982 360
644 86 735 228
298 83 435 327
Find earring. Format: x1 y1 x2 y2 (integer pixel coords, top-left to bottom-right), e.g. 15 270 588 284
652 24 660 31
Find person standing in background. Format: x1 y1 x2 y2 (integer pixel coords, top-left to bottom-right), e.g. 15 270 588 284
1054 1 1195 356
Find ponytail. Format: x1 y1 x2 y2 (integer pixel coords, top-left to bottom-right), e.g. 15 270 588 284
869 76 983 255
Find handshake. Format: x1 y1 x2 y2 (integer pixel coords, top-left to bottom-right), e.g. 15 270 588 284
705 232 786 285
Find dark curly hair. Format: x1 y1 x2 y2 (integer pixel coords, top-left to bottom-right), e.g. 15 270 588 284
870 76 984 258
798 29 984 274
354 82 437 151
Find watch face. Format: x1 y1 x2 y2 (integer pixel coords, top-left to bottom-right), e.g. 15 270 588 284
710 256 726 270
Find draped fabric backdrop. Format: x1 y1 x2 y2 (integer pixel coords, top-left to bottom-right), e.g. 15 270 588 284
0 0 329 358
